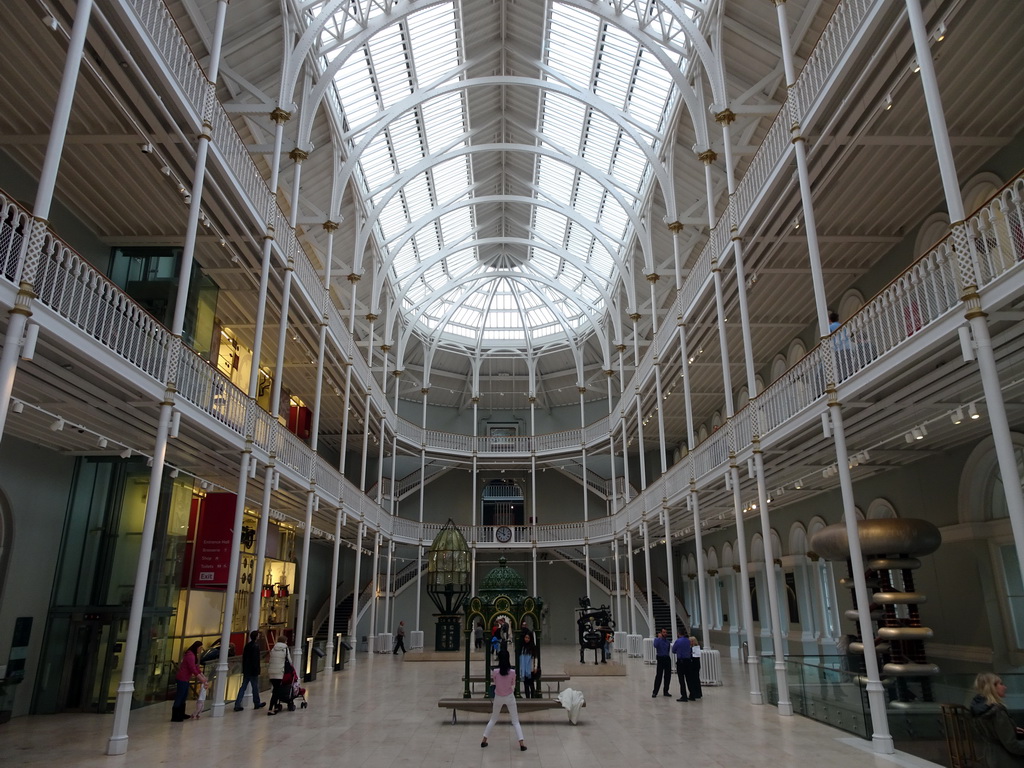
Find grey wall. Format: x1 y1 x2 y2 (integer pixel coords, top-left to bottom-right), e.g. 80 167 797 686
0 435 76 717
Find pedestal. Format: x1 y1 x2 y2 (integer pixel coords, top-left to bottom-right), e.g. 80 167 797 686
435 615 461 651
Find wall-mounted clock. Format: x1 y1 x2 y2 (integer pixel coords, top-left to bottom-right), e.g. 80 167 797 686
495 525 513 543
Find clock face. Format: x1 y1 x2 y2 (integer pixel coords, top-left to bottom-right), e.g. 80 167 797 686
495 525 512 543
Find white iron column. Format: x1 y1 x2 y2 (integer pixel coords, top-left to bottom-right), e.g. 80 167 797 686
626 528 637 636
753 433 792 715
247 109 288 399
907 0 1024 572
110 0 229 751
773 0 893 748
690 487 712 652
326 508 343 671
0 0 94 441
250 463 275 631
293 489 316 673
580 387 591 600
211 449 254 717
368 531 381 650
350 522 365 664
730 453 762 705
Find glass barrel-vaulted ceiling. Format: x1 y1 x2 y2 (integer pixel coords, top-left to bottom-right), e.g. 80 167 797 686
312 0 694 355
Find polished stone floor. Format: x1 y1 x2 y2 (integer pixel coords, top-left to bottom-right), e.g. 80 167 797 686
0 645 943 767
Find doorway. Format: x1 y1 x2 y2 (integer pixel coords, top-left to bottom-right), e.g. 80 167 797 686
57 615 118 713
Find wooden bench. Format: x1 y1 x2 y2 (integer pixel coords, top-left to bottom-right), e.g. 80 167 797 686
437 697 584 725
462 673 571 694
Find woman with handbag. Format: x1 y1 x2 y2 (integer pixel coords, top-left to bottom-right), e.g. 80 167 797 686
519 633 540 699
481 650 527 751
266 634 292 715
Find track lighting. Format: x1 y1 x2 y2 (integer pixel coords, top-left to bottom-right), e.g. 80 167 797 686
169 410 181 438
146 457 154 467
169 468 179 478
794 480 803 490
969 402 980 420
951 407 964 425
50 417 64 432
934 21 946 42
97 436 107 448
911 60 921 74
199 480 210 490
883 93 893 111
120 447 132 459
11 400 24 414
912 427 924 441
161 165 172 176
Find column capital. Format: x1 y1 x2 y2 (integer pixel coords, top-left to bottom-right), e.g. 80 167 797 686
347 272 362 283
646 273 659 283
323 220 340 232
365 313 378 322
629 313 641 322
270 107 292 124
697 149 718 165
667 221 684 233
288 147 309 163
714 108 736 125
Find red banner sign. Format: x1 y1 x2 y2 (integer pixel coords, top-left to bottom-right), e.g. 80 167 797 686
190 493 236 590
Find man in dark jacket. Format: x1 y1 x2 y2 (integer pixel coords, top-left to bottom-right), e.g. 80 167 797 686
233 630 267 711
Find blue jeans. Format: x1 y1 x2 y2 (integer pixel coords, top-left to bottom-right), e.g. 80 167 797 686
234 675 262 709
173 679 190 709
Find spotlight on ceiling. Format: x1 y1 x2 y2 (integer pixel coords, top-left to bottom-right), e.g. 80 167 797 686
11 400 24 414
120 447 132 459
969 402 980 420
50 417 64 432
951 407 964 425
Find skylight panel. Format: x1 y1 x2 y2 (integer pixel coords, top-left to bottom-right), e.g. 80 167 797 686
573 176 604 220
533 208 568 245
387 112 424 175
594 27 636 109
358 133 399 190
402 173 433 221
529 249 560 276
422 93 465 152
407 4 459 77
535 157 574 202
331 51 378 129
431 156 471 199
392 242 419 277
439 207 473 244
445 250 475 275
546 5 600 90
377 196 410 238
366 25 412 110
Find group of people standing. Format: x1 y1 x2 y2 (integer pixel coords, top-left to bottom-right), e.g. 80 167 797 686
652 628 703 703
171 630 297 722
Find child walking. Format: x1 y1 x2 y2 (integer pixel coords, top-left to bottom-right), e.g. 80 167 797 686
192 680 210 719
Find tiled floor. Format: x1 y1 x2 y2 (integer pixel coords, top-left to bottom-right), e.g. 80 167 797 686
0 646 943 767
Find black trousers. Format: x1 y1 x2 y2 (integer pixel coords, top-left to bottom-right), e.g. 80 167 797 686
675 659 693 700
393 635 406 653
653 656 672 694
687 658 702 699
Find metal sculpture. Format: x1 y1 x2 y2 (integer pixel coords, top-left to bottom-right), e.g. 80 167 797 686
576 596 614 664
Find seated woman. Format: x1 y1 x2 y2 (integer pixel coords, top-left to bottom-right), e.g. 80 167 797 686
970 672 1024 766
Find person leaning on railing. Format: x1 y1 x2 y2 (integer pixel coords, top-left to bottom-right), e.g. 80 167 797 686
969 672 1024 766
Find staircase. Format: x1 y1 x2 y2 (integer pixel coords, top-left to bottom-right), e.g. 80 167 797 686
314 593 354 647
649 592 687 636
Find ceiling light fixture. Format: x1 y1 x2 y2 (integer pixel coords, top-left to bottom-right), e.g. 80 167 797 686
11 400 24 414
97 436 108 448
120 447 132 459
934 21 947 42
951 407 964 425
969 402 980 420
883 93 893 111
50 417 64 432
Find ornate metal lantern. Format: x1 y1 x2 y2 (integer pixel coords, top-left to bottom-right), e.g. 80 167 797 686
426 519 471 650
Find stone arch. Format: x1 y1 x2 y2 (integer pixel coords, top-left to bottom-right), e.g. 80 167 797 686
837 289 865 323
770 354 789 383
788 523 808 557
787 339 807 368
915 211 952 256
866 498 898 519
962 171 1005 214
751 533 765 562
958 432 1024 524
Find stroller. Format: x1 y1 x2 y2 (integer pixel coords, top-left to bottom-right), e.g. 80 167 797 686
278 665 308 710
